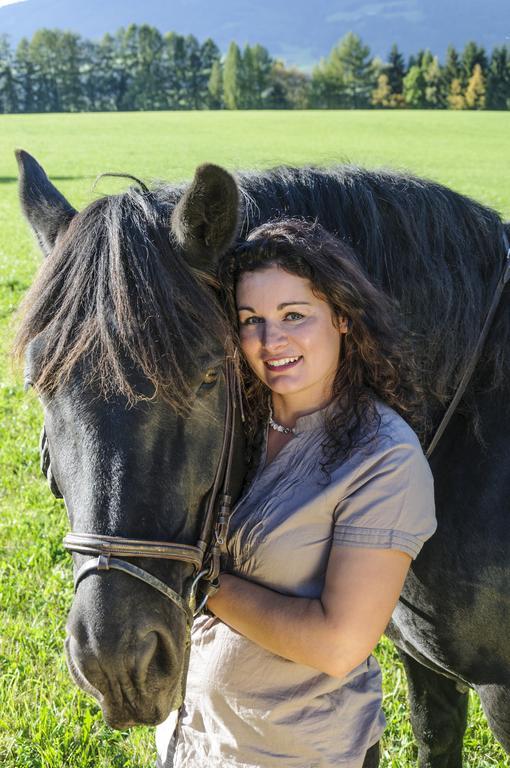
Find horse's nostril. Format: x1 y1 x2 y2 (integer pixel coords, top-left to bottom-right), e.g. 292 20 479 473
136 630 159 680
135 629 175 683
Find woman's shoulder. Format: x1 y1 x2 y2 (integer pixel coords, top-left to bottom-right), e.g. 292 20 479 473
336 399 429 484
372 400 423 453
332 400 436 557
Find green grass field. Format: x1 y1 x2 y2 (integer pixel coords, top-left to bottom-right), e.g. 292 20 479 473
1 110 510 768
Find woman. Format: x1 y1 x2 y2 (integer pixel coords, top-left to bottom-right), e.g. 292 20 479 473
156 219 436 768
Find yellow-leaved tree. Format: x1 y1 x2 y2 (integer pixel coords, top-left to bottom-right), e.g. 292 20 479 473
465 63 486 109
448 78 466 109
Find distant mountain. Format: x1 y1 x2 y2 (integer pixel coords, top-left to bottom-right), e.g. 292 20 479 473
1 0 508 68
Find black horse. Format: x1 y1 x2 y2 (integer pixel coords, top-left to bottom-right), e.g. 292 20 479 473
15 150 510 767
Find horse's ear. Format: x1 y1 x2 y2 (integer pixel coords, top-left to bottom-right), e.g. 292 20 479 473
16 149 77 257
171 163 240 270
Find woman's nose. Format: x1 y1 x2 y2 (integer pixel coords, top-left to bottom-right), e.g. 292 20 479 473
262 321 287 351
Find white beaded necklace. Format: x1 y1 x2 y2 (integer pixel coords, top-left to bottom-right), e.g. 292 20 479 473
268 405 296 435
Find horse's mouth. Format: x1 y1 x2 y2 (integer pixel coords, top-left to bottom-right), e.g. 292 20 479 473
64 635 181 728
65 635 104 702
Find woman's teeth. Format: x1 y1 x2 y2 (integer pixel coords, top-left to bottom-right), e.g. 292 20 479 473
265 356 301 369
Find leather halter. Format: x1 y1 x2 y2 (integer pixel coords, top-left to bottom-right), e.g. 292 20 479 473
62 353 240 622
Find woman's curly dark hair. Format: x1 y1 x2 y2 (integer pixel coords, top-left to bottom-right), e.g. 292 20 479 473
219 218 428 476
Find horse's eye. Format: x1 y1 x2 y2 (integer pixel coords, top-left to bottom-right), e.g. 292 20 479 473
202 369 219 386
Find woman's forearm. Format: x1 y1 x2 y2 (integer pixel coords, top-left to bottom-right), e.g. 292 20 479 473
207 573 350 678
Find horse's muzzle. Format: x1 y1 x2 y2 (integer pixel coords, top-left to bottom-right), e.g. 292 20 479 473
64 587 187 728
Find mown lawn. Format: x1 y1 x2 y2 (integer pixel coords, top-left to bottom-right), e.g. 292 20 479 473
1 110 509 767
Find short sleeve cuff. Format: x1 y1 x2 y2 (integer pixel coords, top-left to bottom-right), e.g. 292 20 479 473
333 524 424 559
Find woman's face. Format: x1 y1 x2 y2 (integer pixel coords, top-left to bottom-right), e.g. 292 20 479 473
236 265 348 411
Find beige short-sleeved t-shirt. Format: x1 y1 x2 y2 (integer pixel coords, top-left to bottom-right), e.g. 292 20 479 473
156 401 436 768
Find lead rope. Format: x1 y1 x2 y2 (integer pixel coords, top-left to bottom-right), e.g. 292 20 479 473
426 229 510 458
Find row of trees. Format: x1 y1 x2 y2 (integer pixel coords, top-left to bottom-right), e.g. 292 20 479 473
370 42 508 110
0 26 222 112
0 25 509 113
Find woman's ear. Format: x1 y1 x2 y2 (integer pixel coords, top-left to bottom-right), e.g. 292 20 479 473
337 316 349 334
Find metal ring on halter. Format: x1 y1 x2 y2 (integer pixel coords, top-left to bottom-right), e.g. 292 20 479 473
194 593 210 616
189 569 210 616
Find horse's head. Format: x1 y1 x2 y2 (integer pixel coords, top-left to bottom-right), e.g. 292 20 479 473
15 151 244 728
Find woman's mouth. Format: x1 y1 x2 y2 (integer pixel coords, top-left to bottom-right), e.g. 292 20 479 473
264 355 303 371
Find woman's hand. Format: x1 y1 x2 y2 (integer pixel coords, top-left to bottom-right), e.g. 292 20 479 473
207 547 411 679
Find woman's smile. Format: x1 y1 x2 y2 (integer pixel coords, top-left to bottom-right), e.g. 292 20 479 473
264 355 303 371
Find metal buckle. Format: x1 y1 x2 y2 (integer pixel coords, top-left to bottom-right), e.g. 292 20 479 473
97 554 111 570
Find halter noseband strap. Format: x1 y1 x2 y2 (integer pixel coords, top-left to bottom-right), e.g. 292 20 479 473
71 554 198 625
64 533 205 567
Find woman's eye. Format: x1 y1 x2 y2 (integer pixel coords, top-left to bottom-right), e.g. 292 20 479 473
284 312 304 321
240 316 263 325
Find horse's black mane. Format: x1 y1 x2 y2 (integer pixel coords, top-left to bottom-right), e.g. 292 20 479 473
232 166 509 415
17 164 509 421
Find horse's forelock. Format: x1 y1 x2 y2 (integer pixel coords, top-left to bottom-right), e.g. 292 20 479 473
15 186 228 410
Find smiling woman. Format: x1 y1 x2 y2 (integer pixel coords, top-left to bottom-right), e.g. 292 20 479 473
156 219 437 768
237 267 349 418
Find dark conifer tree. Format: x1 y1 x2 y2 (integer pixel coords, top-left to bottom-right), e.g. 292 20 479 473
29 30 64 111
251 44 272 108
200 38 221 108
93 34 120 111
122 25 165 110
116 25 139 110
444 45 461 88
486 46 510 110
57 31 86 111
461 41 488 85
14 38 35 113
184 34 202 110
163 32 189 109
0 35 18 113
386 43 406 94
